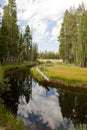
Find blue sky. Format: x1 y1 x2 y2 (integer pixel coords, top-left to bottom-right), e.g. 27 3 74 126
1 0 87 52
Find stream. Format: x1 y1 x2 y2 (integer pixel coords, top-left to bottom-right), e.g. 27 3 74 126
1 69 87 130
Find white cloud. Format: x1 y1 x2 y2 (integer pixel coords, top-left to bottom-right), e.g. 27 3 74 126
28 15 48 43
50 26 58 42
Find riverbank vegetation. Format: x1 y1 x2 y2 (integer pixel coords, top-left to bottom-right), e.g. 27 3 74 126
0 104 25 130
0 62 37 130
0 62 36 97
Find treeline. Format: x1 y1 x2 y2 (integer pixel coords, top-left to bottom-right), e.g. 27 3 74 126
59 3 87 67
0 0 38 64
39 51 59 59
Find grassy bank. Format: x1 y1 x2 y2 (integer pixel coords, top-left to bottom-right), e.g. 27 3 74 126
0 104 24 130
31 63 87 88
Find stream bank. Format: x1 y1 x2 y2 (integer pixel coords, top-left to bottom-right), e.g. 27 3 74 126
0 62 37 130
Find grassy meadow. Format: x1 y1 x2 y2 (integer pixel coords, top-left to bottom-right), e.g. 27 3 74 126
32 59 87 87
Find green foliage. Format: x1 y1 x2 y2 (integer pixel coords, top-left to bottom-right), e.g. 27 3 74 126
76 124 87 130
59 3 87 67
0 67 9 97
32 43 38 61
0 103 25 130
31 67 44 81
1 0 19 63
24 25 32 62
0 1 35 64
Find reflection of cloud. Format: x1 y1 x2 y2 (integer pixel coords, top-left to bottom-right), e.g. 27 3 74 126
59 118 76 130
17 83 63 129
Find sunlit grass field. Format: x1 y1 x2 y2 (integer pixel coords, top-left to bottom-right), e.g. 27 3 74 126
45 64 87 82
37 60 87 86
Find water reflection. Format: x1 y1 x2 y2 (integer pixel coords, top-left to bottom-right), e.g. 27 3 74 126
18 82 63 130
59 89 87 124
2 70 32 114
2 70 87 130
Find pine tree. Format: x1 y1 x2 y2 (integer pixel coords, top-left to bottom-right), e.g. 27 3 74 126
2 0 19 62
59 3 87 67
18 33 24 62
59 10 76 63
76 2 86 67
78 10 87 67
0 4 8 63
24 25 32 62
32 43 38 61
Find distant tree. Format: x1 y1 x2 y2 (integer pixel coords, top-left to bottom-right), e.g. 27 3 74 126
32 43 38 61
39 51 59 59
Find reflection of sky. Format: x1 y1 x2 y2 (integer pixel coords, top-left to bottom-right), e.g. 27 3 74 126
17 82 76 130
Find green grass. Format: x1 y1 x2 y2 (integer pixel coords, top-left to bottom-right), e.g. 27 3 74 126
31 67 44 81
46 64 87 81
31 63 87 87
0 104 25 130
1 61 36 71
76 124 87 130
44 64 87 86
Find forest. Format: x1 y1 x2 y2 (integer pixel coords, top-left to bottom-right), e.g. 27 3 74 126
59 3 87 67
0 0 38 64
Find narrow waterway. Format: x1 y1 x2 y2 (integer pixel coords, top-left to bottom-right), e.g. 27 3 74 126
2 69 87 130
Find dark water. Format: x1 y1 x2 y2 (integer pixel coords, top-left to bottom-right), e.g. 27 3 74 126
2 69 87 130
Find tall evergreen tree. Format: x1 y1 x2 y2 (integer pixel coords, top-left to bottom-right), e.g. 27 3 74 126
78 10 87 67
1 0 19 62
59 10 77 63
18 33 25 62
0 4 8 63
59 3 87 67
24 25 32 62
32 43 38 61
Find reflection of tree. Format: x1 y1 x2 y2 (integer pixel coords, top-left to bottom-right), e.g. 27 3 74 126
2 69 32 114
23 74 32 103
58 89 87 124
